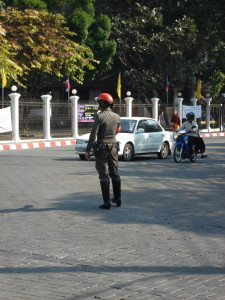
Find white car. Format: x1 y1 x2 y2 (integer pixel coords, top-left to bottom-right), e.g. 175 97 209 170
75 117 175 161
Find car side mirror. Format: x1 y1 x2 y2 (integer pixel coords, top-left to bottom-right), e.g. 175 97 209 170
137 128 145 133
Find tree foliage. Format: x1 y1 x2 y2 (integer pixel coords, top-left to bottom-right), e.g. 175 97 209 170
0 21 23 82
11 0 47 9
1 0 47 9
0 7 97 88
45 0 117 79
3 0 117 80
96 0 225 99
1 0 224 99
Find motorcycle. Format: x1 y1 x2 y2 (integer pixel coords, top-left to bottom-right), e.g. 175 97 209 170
173 126 199 163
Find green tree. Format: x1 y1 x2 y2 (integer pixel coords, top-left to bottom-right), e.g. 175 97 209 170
1 0 47 9
0 7 96 94
0 21 23 83
96 0 225 100
4 0 117 79
46 0 117 79
161 0 225 97
0 1 5 9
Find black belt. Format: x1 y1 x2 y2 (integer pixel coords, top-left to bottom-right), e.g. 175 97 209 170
93 142 119 151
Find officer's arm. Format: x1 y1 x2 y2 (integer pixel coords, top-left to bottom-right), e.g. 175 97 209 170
85 117 100 159
116 117 121 134
116 124 121 134
85 152 91 160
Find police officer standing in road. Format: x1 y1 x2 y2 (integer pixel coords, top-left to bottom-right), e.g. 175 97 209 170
85 93 121 209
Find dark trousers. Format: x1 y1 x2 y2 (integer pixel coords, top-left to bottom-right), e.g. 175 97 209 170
95 147 120 181
188 136 206 153
95 146 121 203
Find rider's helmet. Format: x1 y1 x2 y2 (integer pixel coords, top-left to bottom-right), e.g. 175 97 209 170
96 93 114 108
186 112 195 121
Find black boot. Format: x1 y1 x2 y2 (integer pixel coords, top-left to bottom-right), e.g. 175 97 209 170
99 180 111 209
111 178 121 207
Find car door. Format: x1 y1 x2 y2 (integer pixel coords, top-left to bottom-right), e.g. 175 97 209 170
146 119 165 152
135 120 151 152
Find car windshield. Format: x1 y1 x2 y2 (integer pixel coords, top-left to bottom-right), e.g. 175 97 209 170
120 119 137 133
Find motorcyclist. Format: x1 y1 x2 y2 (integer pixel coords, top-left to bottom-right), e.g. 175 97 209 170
179 112 207 158
85 93 121 209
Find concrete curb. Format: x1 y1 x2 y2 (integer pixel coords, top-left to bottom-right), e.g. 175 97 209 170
0 140 76 151
200 132 225 138
0 132 224 151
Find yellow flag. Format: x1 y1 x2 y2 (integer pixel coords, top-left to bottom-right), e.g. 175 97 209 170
116 72 121 99
196 79 201 99
2 70 7 87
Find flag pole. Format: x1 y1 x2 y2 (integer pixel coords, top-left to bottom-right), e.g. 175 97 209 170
117 72 121 115
166 76 170 104
65 76 71 115
67 76 70 102
1 69 6 108
119 95 121 115
2 87 4 108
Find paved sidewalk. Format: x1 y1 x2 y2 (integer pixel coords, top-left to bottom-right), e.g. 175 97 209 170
0 138 225 300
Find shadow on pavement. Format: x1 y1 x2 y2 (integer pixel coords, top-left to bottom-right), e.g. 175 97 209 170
1 264 225 274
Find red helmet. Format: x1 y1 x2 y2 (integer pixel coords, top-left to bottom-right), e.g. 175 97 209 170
97 93 114 104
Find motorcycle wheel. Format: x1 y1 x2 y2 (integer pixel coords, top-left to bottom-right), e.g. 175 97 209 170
173 145 183 163
190 151 197 162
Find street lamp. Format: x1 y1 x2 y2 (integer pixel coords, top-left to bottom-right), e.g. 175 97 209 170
11 85 17 92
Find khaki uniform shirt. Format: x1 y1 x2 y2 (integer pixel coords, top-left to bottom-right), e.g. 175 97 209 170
86 108 120 152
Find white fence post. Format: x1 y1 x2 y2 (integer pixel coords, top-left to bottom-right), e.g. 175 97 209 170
124 91 134 117
151 97 159 121
41 94 52 140
191 98 197 106
175 95 184 121
8 85 20 142
69 89 79 139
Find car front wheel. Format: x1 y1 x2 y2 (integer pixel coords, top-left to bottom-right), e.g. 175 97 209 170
157 142 169 159
122 143 134 161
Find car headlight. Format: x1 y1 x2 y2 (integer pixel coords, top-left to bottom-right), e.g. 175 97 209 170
76 139 86 144
173 133 178 141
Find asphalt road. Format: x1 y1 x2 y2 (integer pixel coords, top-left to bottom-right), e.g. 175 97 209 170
0 137 225 300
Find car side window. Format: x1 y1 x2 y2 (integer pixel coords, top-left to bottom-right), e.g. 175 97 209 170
147 120 162 132
137 120 150 132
